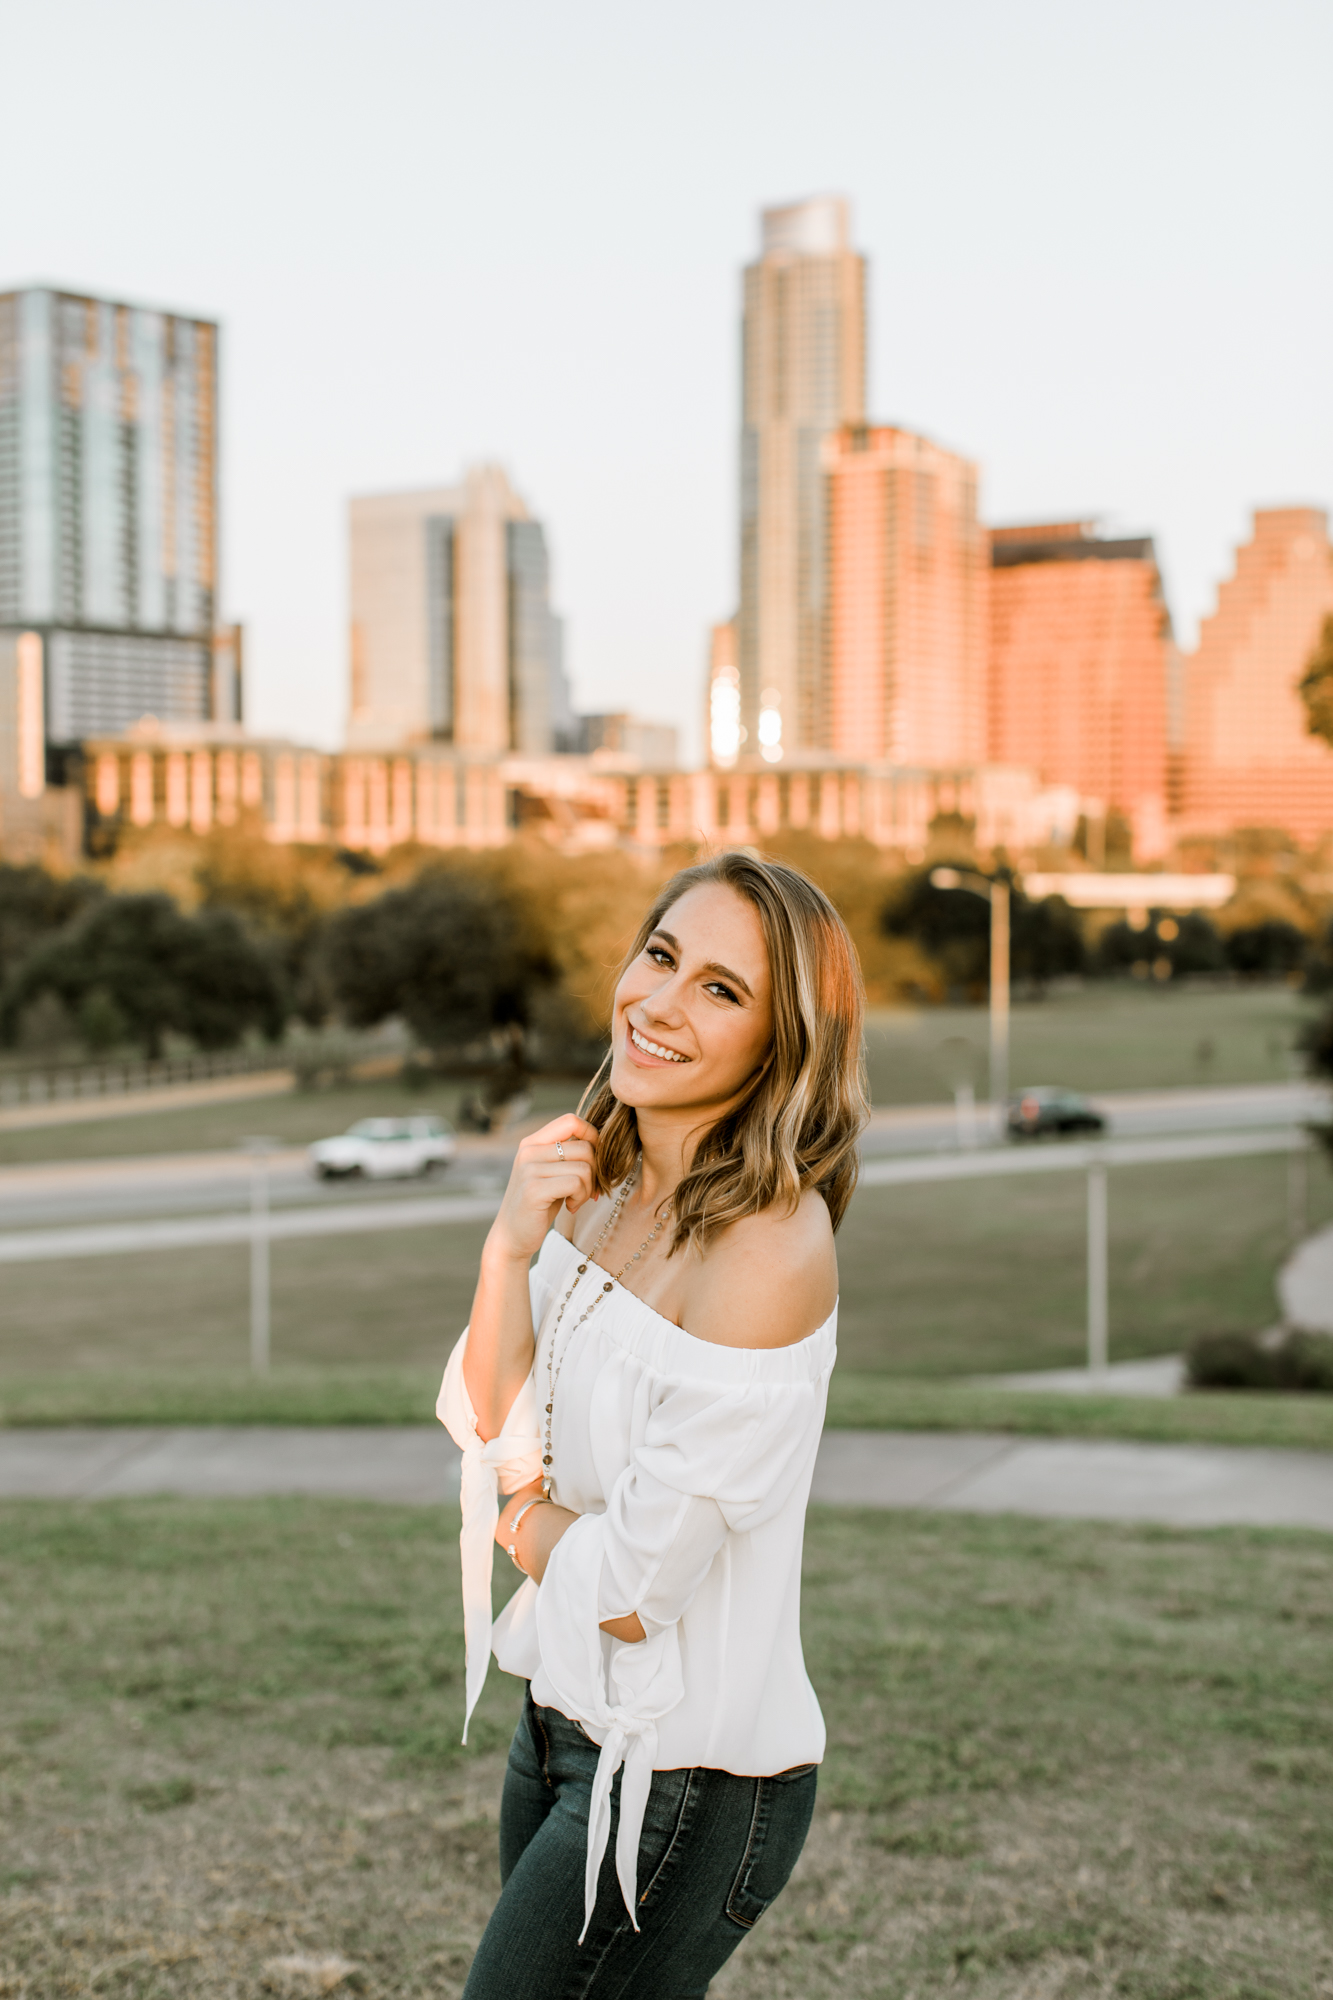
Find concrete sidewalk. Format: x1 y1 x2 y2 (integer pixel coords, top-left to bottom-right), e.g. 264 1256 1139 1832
2 1426 1330 1530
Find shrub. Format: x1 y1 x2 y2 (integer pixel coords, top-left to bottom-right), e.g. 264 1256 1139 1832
1223 919 1309 977
1301 1003 1333 1160
1097 909 1226 978
1186 1328 1333 1393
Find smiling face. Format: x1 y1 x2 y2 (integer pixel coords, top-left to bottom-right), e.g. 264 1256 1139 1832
608 881 775 1116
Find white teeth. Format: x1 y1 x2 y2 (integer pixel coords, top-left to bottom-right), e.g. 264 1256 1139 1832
631 1026 687 1062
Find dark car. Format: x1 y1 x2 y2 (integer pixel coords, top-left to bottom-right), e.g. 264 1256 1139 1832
1007 1086 1106 1140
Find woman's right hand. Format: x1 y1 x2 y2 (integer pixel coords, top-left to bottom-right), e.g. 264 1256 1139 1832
484 1113 600 1265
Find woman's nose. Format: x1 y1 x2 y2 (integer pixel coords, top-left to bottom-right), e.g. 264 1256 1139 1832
640 980 684 1025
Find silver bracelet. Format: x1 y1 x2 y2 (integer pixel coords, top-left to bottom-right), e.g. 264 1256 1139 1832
505 1495 552 1574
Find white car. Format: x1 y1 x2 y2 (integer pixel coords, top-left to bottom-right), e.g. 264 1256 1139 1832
309 1115 457 1180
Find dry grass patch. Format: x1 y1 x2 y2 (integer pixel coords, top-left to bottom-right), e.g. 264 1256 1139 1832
1 1501 1331 1997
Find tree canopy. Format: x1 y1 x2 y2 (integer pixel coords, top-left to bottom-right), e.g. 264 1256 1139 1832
322 868 548 1053
882 867 1085 996
0 893 286 1058
1097 910 1225 978
0 863 102 990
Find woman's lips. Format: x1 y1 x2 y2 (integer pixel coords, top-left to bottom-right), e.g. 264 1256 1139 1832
626 1022 689 1066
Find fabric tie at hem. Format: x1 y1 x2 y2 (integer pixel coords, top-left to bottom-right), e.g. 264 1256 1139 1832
579 1711 659 1941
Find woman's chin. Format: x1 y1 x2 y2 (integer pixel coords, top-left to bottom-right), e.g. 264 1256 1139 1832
608 1054 697 1107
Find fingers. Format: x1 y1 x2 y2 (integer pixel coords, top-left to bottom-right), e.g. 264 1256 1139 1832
534 1137 595 1166
511 1161 595 1212
529 1112 599 1148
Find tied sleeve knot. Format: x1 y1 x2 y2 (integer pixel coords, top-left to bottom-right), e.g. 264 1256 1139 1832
581 1708 660 1943
438 1327 542 1741
535 1513 686 1940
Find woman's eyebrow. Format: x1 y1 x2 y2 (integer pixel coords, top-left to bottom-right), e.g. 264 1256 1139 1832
703 960 754 999
650 929 754 999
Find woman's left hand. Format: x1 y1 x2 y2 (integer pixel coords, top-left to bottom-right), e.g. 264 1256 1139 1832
495 1483 645 1643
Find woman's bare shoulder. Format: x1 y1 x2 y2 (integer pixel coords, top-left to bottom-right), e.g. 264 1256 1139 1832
677 1189 837 1351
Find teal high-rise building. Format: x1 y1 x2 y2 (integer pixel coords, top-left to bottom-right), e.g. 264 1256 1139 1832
0 285 236 763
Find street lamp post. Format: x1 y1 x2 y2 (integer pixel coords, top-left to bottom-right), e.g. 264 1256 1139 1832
242 1137 279 1375
930 869 1011 1141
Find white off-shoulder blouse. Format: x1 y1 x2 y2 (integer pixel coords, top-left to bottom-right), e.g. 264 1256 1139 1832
437 1227 836 1938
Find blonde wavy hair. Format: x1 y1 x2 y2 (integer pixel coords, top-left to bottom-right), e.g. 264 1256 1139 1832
580 851 869 1253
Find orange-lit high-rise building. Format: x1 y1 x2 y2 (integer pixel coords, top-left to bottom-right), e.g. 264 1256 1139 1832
987 523 1172 857
1182 508 1333 844
824 424 987 767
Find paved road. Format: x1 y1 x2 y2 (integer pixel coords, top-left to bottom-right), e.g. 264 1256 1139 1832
0 1126 1307 1264
3 1425 1330 1530
0 1082 1323 1232
0 1135 515 1230
862 1080 1327 1156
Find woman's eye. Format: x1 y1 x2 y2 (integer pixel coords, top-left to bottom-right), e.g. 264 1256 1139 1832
646 946 673 967
706 982 739 1003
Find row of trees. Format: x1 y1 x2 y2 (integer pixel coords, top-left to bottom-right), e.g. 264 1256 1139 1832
883 869 1331 996
0 870 540 1063
0 840 648 1064
3 835 1333 1068
0 882 287 1058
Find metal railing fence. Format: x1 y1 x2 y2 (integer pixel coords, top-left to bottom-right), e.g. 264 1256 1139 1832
0 1124 1314 1377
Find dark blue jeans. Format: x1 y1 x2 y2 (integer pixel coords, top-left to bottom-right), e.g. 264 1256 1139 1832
462 1687 818 1999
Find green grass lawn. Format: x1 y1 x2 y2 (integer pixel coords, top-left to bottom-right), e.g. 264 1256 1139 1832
834 1149 1333 1376
3 1146 1327 1388
1 1498 1329 1999
864 981 1313 1104
5 1365 1333 1450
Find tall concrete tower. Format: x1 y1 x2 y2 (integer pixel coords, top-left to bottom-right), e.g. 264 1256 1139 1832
738 196 865 761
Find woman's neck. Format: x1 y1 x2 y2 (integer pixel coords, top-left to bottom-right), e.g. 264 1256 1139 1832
632 1101 724 1213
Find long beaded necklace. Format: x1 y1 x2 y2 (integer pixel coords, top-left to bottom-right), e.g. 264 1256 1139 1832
540 1158 671 1499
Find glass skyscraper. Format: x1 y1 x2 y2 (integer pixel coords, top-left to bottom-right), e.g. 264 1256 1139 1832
739 198 866 760
0 286 232 758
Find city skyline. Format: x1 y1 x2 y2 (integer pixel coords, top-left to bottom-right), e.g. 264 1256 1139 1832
4 0 1328 763
3 242 1330 866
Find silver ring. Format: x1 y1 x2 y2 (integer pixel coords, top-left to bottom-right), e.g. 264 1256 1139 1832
554 1140 565 1159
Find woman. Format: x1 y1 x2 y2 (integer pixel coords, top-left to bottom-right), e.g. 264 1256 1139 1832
439 851 868 1997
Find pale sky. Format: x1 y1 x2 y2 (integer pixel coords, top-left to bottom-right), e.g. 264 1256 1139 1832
5 0 1331 761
